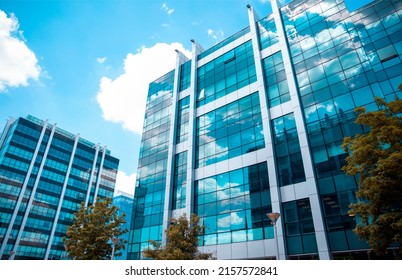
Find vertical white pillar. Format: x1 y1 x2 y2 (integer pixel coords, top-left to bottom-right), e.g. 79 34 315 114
162 49 186 245
0 119 49 259
10 122 57 260
270 0 331 260
247 4 287 260
185 40 204 230
85 144 99 207
185 40 203 218
44 134 79 260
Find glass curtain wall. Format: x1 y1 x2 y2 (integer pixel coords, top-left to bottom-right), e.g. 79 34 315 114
280 0 402 253
128 71 175 260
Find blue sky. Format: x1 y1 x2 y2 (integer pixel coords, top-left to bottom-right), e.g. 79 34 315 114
0 0 371 195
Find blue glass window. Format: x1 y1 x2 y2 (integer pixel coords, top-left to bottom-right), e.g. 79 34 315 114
257 14 279 50
195 162 271 245
196 92 264 167
283 199 318 255
272 113 306 187
179 60 191 92
262 51 290 107
197 41 256 107
172 151 187 210
176 96 190 144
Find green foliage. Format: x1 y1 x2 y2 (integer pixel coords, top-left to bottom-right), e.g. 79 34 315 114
63 197 128 260
342 95 402 258
143 213 215 260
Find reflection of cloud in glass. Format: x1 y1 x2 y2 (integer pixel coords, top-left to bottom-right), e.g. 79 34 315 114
204 140 228 158
260 29 278 41
217 190 230 200
217 214 230 228
283 1 379 95
323 102 334 113
217 212 244 228
148 89 172 101
138 159 165 178
273 118 284 135
282 1 336 25
304 105 316 120
203 177 217 193
304 101 336 121
230 185 247 197
201 114 214 130
258 14 277 39
198 134 215 145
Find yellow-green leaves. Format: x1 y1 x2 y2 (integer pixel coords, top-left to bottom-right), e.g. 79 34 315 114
342 95 402 258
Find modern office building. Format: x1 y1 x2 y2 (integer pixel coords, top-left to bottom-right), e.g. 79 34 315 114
128 0 402 260
0 115 119 260
113 190 134 260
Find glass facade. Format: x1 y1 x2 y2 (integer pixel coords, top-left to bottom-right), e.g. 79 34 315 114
172 151 187 210
196 92 265 168
283 199 318 256
179 60 191 92
128 71 174 260
257 14 279 50
113 191 133 260
197 27 250 60
272 113 306 187
282 0 402 254
130 0 401 260
0 115 119 260
176 96 190 144
262 51 291 107
196 40 257 107
195 162 273 246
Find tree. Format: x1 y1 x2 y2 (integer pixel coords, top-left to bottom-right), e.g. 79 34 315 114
143 213 215 260
342 95 402 258
63 197 128 260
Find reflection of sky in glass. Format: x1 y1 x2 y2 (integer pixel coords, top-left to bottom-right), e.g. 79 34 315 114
217 212 244 228
344 0 373 12
196 162 271 245
280 0 390 124
196 93 263 167
258 13 278 50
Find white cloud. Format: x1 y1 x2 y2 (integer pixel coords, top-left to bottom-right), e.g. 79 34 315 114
162 3 174 15
114 170 136 196
207 28 224 42
96 42 191 134
97 57 107 64
0 10 41 92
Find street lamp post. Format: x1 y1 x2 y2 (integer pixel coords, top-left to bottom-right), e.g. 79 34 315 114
111 237 118 260
267 212 280 260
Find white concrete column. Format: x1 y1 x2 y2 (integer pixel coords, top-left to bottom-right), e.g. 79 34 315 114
44 133 79 260
247 4 287 260
184 39 203 220
0 119 49 259
271 0 331 259
162 49 188 245
10 122 57 260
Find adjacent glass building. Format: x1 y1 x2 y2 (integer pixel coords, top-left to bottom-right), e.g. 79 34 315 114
0 115 119 260
113 190 133 260
128 0 402 260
